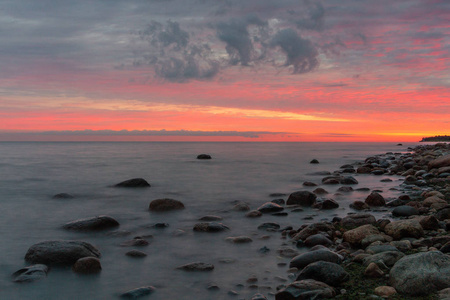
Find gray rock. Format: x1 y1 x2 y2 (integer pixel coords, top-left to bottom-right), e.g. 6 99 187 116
257 222 280 231
25 240 100 266
121 286 155 298
296 261 349 286
365 245 398 254
193 222 229 232
340 176 358 185
149 198 185 211
340 213 376 229
52 193 74 199
114 178 150 188
72 257 102 274
392 205 419 217
275 279 336 299
365 192 386 206
125 250 147 258
12 264 48 283
390 251 450 296
362 251 405 268
63 215 119 231
304 234 333 247
177 262 214 271
257 202 284 213
289 249 342 269
225 236 253 244
286 191 317 206
198 215 223 221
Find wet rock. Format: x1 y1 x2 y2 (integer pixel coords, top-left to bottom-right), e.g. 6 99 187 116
313 188 329 195
251 293 268 300
271 198 285 205
286 191 317 206
277 246 299 258
120 286 155 298
337 186 353 193
349 201 369 210
114 178 150 188
374 286 396 298
343 224 380 246
390 251 450 296
436 207 450 221
303 181 317 187
320 198 339 210
149 198 185 211
357 166 372 174
225 236 252 243
296 261 349 286
198 215 223 221
72 257 102 274
63 215 119 231
121 237 150 247
392 205 419 217
322 177 340 185
365 244 398 254
419 215 440 230
340 214 376 229
310 159 319 164
362 251 405 268
246 210 262 218
52 193 74 199
304 234 333 247
197 154 212 159
177 262 214 271
232 202 250 211
257 222 280 231
365 192 385 206
12 264 48 283
429 154 450 169
340 176 358 185
275 279 335 299
289 249 342 269
193 222 229 232
292 222 335 241
384 219 424 240
125 250 147 258
257 202 284 213
25 240 100 266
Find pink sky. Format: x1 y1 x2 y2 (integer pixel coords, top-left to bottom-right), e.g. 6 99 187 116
0 0 448 142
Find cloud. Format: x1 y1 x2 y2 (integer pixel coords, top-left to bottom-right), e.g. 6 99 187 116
294 1 325 31
269 28 319 73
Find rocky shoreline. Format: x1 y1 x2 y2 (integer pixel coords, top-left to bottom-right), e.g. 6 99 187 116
12 143 450 299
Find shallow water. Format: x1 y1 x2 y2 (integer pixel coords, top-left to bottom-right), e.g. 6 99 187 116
0 142 420 299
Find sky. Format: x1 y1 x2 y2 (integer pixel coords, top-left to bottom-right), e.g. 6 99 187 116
0 0 449 142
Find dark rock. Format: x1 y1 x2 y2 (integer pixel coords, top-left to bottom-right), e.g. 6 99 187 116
126 250 147 258
392 205 419 217
114 178 150 188
257 202 284 213
199 215 223 221
12 264 48 283
320 199 339 209
322 177 340 185
304 234 333 247
386 198 405 207
197 154 212 159
292 222 335 241
149 198 185 211
251 293 268 300
313 188 329 195
429 154 450 169
225 236 253 243
420 215 440 230
340 213 376 229
25 240 100 266
245 210 262 218
289 249 342 269
380 178 393 182
272 212 288 216
271 198 285 205
286 191 317 206
371 170 385 175
257 222 280 231
193 222 229 232
310 159 319 164
440 242 450 253
357 166 372 174
435 207 450 221
362 251 405 268
72 257 102 274
120 237 150 247
296 261 349 286
259 246 270 254
63 215 119 231
232 202 250 211
340 176 358 185
52 193 74 199
349 201 369 210
275 279 335 299
365 192 386 206
303 181 317 186
384 219 424 240
390 251 450 296
337 186 353 193
177 262 214 271
365 245 399 254
121 286 155 299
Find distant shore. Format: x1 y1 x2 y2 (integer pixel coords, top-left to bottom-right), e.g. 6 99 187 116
420 135 450 142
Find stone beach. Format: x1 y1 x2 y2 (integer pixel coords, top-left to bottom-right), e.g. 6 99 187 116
12 144 450 299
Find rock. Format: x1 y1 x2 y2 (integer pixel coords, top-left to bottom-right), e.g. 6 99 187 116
193 222 229 232
343 224 380 246
72 257 102 274
197 154 212 159
357 166 372 174
361 235 393 248
277 246 300 258
364 262 384 278
423 196 448 209
232 202 250 211
296 261 349 286
257 202 284 213
275 279 335 299
365 192 385 206
149 198 185 211
304 234 333 247
12 264 48 283
363 251 405 268
25 240 100 266
429 154 450 169
390 240 412 252
114 178 150 188
245 210 262 218
340 214 376 229
257 222 280 231
322 177 340 185
286 191 317 206
120 286 155 298
365 244 398 254
63 215 119 231
225 236 252 243
177 262 214 271
337 186 353 193
390 251 450 296
349 201 369 210
289 249 342 269
310 159 319 164
374 286 396 298
384 219 424 240
126 250 147 258
340 176 358 185
313 188 329 195
392 205 419 217
52 193 74 199
120 237 150 247
436 207 450 221
292 222 335 241
319 199 339 210
419 215 440 230
251 293 267 300
271 198 285 205
198 215 223 221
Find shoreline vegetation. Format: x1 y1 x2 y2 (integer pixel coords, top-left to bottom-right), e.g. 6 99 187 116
12 143 450 299
421 135 450 142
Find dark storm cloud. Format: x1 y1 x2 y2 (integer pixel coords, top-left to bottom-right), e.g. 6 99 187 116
269 28 319 74
294 1 325 31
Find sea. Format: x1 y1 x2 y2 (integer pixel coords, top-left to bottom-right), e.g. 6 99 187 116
0 142 421 299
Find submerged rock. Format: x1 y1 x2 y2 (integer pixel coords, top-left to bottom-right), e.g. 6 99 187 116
72 257 102 274
289 249 342 269
286 191 317 206
296 261 349 286
149 198 185 211
114 178 150 188
63 215 119 231
257 202 284 213
25 240 100 266
120 286 155 299
52 193 74 199
193 222 229 232
275 279 335 299
197 154 212 159
177 262 214 271
12 264 48 283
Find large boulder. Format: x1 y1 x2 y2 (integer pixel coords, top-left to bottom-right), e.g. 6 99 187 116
429 154 450 169
275 279 335 299
149 198 185 211
296 261 349 286
286 191 317 206
390 251 450 296
289 249 342 269
384 219 424 240
342 224 380 246
63 215 119 231
12 264 48 283
25 240 101 266
114 178 150 188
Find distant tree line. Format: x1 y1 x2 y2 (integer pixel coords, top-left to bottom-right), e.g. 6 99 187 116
421 135 450 142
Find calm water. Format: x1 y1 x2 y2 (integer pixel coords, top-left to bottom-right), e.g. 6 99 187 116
0 142 419 299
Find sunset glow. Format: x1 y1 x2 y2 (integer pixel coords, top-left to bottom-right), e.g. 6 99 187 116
0 0 448 142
